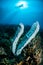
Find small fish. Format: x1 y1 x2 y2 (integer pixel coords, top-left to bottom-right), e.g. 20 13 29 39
18 4 23 8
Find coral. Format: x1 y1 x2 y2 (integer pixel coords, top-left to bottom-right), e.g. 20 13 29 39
0 24 42 65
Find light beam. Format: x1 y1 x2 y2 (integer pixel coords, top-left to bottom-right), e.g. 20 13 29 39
16 1 28 9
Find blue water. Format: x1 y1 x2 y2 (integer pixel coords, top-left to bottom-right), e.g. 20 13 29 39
0 0 43 30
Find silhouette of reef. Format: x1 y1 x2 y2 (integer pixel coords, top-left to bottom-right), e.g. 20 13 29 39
0 25 43 65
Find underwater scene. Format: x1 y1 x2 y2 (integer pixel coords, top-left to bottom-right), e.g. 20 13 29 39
0 0 43 65
0 23 43 65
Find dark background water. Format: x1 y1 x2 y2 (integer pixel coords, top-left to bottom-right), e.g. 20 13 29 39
0 0 43 30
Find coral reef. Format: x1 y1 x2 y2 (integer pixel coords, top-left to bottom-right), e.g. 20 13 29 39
0 25 42 65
